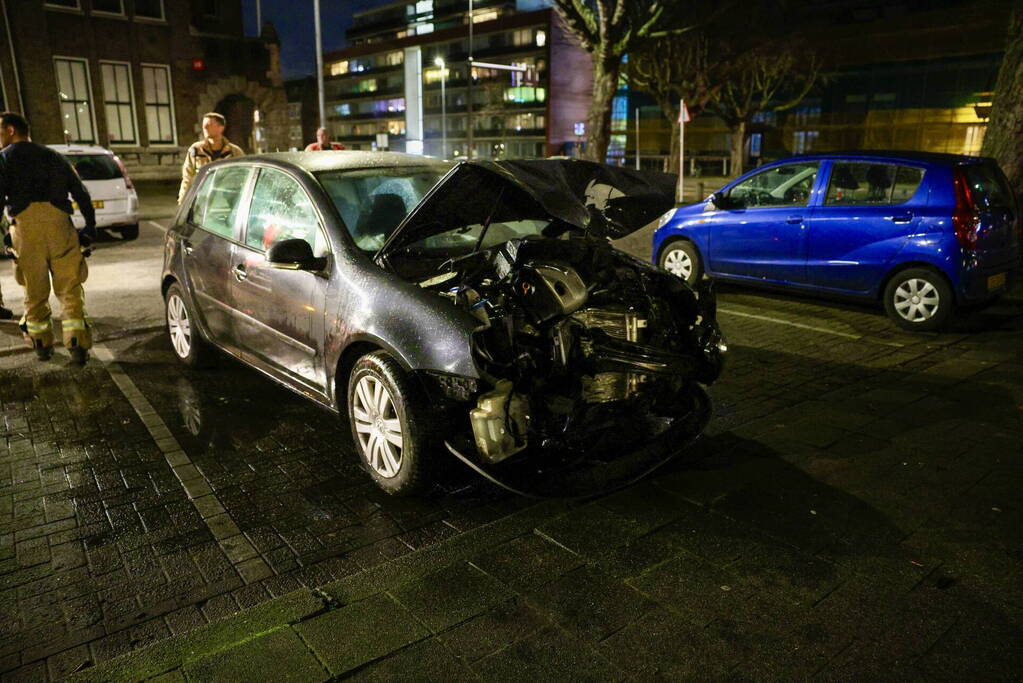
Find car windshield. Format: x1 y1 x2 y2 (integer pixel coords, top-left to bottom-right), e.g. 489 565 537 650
65 154 122 181
317 166 450 252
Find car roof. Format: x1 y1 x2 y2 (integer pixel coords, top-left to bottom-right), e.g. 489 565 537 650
47 144 114 155
225 150 451 175
777 150 991 166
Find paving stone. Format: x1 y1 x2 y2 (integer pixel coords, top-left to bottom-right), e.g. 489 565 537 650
470 532 584 592
437 597 549 662
472 625 617 681
535 503 651 558
387 562 514 634
526 565 655 642
345 636 475 682
183 627 326 682
600 606 734 680
294 592 429 676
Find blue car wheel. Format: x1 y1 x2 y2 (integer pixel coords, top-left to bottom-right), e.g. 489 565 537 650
883 268 954 332
658 240 702 286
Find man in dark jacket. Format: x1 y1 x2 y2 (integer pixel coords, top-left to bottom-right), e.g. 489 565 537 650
0 112 96 363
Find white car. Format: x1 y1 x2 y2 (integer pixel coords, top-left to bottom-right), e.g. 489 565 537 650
48 145 139 240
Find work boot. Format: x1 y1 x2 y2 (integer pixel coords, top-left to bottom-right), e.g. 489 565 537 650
34 339 53 361
68 338 88 365
0 306 13 320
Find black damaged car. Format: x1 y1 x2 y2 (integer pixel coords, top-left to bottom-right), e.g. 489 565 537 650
162 152 725 496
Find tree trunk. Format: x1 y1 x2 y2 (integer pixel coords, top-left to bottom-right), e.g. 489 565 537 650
729 120 746 178
982 5 1023 194
584 56 620 162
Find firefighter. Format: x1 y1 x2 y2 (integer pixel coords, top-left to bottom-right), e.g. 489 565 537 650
177 112 244 203
0 112 96 364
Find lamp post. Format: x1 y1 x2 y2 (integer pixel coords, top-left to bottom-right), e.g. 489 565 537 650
434 56 447 159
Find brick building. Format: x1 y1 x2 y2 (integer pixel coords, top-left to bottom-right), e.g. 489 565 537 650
0 0 289 179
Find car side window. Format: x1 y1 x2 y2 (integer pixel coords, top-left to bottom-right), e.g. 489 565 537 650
245 168 328 257
727 163 819 208
192 166 251 239
825 162 924 206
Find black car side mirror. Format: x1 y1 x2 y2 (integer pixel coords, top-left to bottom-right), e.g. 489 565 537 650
267 238 326 272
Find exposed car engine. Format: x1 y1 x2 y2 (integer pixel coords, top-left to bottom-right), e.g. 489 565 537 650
417 229 724 467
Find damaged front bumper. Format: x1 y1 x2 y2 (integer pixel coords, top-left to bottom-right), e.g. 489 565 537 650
444 384 712 498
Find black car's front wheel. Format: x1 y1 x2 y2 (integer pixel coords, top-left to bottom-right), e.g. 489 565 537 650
165 283 213 367
347 351 429 495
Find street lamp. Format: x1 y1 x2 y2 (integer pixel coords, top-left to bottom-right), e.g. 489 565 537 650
434 56 447 159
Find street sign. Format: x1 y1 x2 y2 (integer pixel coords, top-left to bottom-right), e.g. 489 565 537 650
678 101 690 123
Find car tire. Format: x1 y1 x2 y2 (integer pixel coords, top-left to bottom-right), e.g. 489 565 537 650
883 268 954 332
165 283 214 367
119 224 140 241
347 351 430 496
659 240 702 287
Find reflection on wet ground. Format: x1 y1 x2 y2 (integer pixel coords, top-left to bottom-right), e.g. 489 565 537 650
0 338 532 675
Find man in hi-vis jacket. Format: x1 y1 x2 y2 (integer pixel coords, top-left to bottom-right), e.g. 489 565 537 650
177 111 244 203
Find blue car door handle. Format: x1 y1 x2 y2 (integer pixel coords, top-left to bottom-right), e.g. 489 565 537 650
888 212 914 223
786 215 802 224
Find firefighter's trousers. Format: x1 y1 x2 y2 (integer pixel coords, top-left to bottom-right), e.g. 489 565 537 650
11 202 91 349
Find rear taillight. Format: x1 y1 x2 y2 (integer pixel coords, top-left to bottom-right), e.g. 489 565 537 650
952 166 978 250
112 154 134 190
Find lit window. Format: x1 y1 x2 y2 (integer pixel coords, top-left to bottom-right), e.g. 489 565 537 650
54 57 95 143
535 30 546 47
473 10 497 23
414 0 432 14
99 61 136 144
141 63 175 144
415 22 434 34
329 61 349 76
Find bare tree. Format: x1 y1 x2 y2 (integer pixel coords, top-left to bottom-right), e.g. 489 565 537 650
711 43 823 176
982 4 1023 194
626 32 726 176
552 0 689 162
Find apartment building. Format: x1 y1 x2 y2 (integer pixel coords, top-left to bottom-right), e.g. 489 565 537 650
0 0 288 178
324 0 591 160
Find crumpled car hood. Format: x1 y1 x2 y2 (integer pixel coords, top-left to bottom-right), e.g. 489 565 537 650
376 159 677 259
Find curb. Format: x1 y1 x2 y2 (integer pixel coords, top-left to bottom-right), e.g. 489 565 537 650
68 498 571 682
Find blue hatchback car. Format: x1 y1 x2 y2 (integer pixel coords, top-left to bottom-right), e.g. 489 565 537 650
653 152 1020 330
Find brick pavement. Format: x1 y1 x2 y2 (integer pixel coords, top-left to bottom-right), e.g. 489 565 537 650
2 276 1023 679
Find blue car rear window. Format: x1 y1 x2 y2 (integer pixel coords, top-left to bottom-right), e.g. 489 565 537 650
825 162 923 206
963 164 1013 210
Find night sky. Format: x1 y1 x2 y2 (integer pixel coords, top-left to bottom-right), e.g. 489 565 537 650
243 0 396 79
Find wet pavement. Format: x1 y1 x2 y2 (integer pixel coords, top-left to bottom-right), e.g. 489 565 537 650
1 212 1022 679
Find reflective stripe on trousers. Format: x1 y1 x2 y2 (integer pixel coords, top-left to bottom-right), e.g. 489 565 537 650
11 202 91 349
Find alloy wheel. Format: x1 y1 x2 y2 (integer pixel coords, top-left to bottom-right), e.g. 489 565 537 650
893 278 940 322
167 294 192 359
351 375 404 478
663 247 693 280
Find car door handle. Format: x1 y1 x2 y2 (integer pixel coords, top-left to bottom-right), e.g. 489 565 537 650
232 264 247 282
786 215 803 224
889 212 913 223
181 239 193 255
